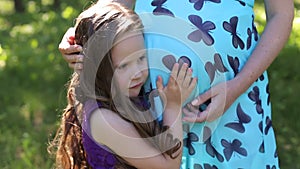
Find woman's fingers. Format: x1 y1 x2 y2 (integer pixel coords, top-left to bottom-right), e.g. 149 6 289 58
191 89 212 106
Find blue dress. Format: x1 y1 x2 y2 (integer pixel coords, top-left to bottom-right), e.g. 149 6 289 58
135 0 279 168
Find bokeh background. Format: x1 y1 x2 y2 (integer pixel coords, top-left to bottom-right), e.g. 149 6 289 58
0 0 299 168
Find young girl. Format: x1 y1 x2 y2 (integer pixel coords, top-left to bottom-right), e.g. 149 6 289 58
48 2 197 169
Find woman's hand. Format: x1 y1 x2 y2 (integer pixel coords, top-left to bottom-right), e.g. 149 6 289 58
183 79 240 122
58 27 84 71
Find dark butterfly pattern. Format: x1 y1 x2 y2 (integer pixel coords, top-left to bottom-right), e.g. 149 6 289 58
225 103 251 133
205 53 228 84
256 74 265 82
264 116 272 135
223 16 245 49
248 86 264 115
194 163 218 169
246 28 252 49
203 126 224 162
266 165 276 169
162 54 192 71
189 0 221 11
274 148 278 158
221 139 247 161
266 83 270 105
183 124 199 155
259 139 265 153
246 15 259 50
235 0 246 6
227 55 240 77
187 15 216 46
258 121 265 153
251 15 259 41
151 0 175 17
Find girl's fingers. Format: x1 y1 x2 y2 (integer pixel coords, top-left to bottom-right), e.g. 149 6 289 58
156 76 164 91
177 63 188 83
170 63 179 82
182 68 193 87
187 77 197 93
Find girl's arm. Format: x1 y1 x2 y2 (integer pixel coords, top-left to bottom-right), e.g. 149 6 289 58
90 63 196 169
185 0 294 122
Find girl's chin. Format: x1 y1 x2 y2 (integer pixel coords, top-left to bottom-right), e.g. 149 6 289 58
128 88 141 97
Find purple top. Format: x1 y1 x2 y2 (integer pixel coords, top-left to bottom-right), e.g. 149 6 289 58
82 100 117 169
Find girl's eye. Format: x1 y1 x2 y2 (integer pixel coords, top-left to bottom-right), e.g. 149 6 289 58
118 63 127 70
139 55 146 62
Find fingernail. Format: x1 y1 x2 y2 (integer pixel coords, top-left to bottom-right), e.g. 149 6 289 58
76 45 82 50
192 99 197 105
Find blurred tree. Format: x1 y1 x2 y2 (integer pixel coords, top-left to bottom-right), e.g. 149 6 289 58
14 0 25 13
54 0 60 8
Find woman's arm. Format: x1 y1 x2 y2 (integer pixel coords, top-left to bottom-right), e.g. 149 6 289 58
234 0 294 94
185 0 294 122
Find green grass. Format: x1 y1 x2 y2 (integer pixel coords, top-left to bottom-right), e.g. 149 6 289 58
0 0 299 168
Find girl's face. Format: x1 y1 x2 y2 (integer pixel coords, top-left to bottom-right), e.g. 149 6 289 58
111 33 148 97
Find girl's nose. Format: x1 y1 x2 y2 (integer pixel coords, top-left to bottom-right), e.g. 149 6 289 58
132 68 143 79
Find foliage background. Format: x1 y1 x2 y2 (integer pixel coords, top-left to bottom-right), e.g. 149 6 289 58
0 0 299 168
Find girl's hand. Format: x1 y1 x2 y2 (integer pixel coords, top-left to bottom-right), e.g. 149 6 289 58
58 27 84 71
156 63 197 108
183 79 240 122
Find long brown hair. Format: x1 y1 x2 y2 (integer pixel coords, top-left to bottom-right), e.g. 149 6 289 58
48 2 181 169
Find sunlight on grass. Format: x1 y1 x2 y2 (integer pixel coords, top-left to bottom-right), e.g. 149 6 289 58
61 6 76 19
289 15 300 48
10 24 35 37
0 45 7 69
0 0 13 14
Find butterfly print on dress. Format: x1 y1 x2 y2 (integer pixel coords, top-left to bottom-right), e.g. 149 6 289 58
258 121 265 153
248 86 264 115
203 126 224 162
227 55 240 77
187 15 216 46
225 103 251 133
151 0 174 17
246 28 252 49
183 124 199 155
194 163 218 169
162 54 192 71
223 16 245 49
221 139 247 161
264 116 272 135
266 83 270 105
252 15 259 41
235 0 246 6
256 74 265 82
205 53 228 84
246 15 259 50
189 0 221 11
259 139 265 153
266 165 276 169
